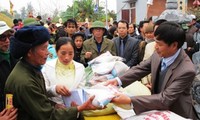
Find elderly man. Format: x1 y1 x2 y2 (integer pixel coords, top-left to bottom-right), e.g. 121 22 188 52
81 21 116 66
5 25 98 120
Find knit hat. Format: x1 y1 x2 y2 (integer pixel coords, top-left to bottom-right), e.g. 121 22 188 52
10 25 50 59
89 21 107 33
0 21 11 35
144 24 154 33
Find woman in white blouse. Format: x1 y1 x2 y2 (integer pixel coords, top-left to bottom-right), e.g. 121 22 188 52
42 37 85 104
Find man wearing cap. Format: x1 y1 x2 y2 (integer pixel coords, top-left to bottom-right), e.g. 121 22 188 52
81 21 116 65
0 21 18 112
5 25 98 120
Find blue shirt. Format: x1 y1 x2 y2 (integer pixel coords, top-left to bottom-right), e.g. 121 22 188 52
94 38 103 53
161 49 181 71
47 44 57 61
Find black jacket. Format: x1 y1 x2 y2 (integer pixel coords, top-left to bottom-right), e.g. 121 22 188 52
0 54 18 111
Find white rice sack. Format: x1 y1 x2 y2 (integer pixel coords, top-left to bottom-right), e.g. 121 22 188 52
121 81 151 96
130 110 189 120
88 51 124 65
84 84 119 108
111 61 129 77
91 62 115 75
89 74 115 86
113 105 136 119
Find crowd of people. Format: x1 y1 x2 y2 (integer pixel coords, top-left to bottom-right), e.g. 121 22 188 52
0 13 200 120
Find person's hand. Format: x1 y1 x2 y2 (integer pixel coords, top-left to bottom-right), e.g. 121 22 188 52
77 95 97 112
71 101 79 107
56 85 71 96
55 103 66 109
111 93 131 104
145 83 152 90
103 79 119 86
187 47 192 51
0 107 18 120
85 52 92 59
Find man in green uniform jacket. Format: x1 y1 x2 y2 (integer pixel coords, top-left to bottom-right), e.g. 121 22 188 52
80 21 116 66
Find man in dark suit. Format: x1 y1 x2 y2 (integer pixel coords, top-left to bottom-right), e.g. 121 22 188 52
113 20 139 67
106 21 197 119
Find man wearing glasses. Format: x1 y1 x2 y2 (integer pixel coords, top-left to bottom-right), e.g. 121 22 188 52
0 21 18 119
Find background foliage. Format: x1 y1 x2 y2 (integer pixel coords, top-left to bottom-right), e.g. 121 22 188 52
0 0 116 25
